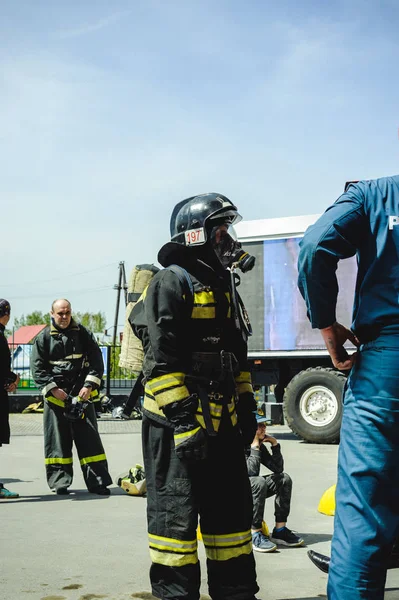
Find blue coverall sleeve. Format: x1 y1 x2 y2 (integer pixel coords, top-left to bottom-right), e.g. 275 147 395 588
298 184 366 329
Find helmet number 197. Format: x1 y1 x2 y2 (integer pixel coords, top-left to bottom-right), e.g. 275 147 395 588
185 228 205 245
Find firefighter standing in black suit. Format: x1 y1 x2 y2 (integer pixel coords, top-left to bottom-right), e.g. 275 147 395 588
31 298 112 496
131 193 260 600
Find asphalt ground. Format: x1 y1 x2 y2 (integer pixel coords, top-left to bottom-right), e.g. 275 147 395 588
2 415 399 600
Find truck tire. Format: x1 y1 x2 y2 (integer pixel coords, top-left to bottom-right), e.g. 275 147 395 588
283 367 346 444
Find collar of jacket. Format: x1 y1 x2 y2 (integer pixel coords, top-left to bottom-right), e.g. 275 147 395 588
0 323 4 334
50 318 80 335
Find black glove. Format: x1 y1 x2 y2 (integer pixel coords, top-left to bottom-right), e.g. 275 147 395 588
236 391 257 445
163 395 208 461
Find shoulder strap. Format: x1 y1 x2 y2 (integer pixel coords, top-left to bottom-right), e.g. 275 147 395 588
166 264 194 313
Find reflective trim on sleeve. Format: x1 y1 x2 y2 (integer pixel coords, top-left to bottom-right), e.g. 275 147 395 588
47 395 66 408
45 456 73 465
237 382 253 395
79 453 107 466
149 533 198 566
201 530 253 561
174 426 201 446
235 371 253 395
85 375 102 386
146 373 190 408
43 381 58 396
143 392 167 418
235 371 252 383
90 390 100 402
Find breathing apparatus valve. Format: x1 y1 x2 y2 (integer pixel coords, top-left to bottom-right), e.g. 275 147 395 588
234 249 256 273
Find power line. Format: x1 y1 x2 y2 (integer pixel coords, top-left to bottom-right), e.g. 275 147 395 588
10 285 113 300
1 262 119 288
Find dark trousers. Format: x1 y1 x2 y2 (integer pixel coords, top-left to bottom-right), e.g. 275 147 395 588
142 413 259 600
44 399 112 491
328 336 399 600
0 389 10 446
249 472 292 529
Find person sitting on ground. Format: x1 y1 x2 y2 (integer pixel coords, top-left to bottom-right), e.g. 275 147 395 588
0 299 20 499
246 413 304 552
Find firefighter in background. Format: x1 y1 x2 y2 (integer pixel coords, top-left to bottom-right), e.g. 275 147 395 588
131 193 259 600
31 298 112 496
298 176 399 600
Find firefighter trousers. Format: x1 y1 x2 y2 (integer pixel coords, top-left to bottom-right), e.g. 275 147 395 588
328 336 399 600
44 398 112 491
142 413 259 600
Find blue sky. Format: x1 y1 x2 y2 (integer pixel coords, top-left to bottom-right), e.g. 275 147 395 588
1 0 399 329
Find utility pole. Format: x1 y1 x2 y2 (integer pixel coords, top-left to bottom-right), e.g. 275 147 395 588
112 261 128 347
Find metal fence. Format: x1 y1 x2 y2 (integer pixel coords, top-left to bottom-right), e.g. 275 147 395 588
10 343 136 397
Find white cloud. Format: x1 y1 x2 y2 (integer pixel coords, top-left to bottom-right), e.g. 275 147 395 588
54 9 133 39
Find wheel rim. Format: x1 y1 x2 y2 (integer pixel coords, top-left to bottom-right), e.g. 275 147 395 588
299 385 339 427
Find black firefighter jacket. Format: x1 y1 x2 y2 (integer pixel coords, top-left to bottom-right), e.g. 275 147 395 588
31 320 104 398
131 253 254 433
1 323 16 444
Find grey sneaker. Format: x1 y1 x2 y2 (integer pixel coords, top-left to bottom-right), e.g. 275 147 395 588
251 531 277 553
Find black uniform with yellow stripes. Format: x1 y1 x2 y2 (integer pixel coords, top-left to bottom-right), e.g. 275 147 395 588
131 256 259 600
31 321 112 492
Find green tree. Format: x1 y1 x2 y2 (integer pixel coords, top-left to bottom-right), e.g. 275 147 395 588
74 311 106 333
14 311 50 328
13 310 106 333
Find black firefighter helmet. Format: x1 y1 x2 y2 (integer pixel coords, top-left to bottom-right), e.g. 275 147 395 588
170 193 242 247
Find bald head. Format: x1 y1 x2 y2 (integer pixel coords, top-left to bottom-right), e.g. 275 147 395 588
51 299 72 329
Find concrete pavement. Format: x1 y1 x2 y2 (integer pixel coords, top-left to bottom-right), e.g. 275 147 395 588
2 415 399 600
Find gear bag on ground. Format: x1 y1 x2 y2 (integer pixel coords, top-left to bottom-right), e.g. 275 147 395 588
116 464 146 496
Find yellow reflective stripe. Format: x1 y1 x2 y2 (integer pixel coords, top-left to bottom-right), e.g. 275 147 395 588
192 306 216 319
236 371 253 395
192 291 216 319
148 534 198 567
64 354 84 359
146 372 185 394
202 531 253 561
237 382 253 395
193 291 215 305
147 383 189 407
174 426 201 446
45 457 73 465
143 393 166 418
204 540 253 561
138 287 149 302
225 292 231 318
79 453 106 466
150 548 198 567
47 396 66 408
149 533 197 550
195 414 220 433
197 401 223 418
145 373 189 408
202 530 252 546
235 371 252 384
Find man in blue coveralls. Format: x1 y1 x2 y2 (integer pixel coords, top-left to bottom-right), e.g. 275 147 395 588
297 176 399 600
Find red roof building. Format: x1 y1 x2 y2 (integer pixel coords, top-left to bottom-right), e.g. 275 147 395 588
8 325 47 348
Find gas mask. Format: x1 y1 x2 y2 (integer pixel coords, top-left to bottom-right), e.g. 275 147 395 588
210 225 255 272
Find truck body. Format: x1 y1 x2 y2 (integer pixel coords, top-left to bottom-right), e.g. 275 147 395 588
235 214 357 443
